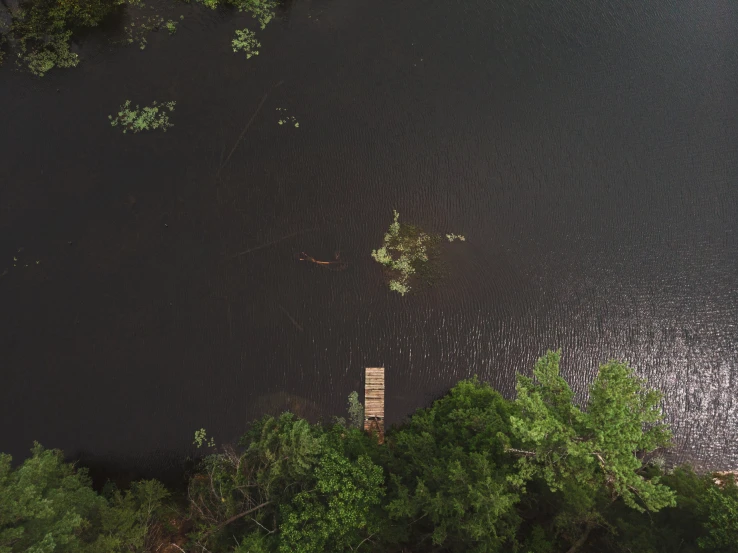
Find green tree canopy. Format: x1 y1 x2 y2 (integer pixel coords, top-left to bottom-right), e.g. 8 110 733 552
509 351 676 552
188 414 385 553
511 351 675 512
383 378 521 553
84 479 170 553
0 443 104 553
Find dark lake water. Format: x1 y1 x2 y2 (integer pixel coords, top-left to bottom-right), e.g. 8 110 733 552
1 0 737 475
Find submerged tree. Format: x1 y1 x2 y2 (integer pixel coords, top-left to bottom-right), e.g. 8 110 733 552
109 100 176 133
371 210 433 295
371 210 468 295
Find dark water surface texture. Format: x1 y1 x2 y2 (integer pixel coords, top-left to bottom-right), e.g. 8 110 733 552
1 0 737 473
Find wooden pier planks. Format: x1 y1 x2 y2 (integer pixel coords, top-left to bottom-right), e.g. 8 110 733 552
364 367 385 444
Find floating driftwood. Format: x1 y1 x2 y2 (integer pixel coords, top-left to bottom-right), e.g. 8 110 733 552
299 252 348 270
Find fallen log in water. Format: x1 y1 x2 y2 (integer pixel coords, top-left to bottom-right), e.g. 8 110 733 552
298 252 348 269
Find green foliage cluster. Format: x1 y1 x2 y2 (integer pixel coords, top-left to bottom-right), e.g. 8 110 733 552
511 353 675 511
371 210 436 295
193 427 215 448
123 14 164 50
232 28 259 58
3 352 737 553
164 17 180 34
109 99 176 133
22 30 78 76
384 378 522 552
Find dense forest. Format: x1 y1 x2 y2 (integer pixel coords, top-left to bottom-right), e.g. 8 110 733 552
2 351 737 553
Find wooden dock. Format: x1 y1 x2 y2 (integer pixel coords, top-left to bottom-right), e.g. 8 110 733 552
364 367 385 444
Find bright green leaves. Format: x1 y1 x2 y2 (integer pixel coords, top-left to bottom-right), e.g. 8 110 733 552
511 351 675 513
22 31 79 76
588 360 672 455
585 360 675 512
232 28 260 58
280 451 384 553
109 100 176 133
371 210 434 295
511 351 586 491
372 210 464 295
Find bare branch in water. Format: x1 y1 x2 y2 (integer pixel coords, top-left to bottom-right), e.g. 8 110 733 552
278 305 304 332
230 228 316 257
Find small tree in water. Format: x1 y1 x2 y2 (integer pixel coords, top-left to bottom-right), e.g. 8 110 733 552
371 210 434 295
372 210 465 295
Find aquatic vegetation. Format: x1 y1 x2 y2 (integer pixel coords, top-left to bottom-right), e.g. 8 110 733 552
276 107 299 127
124 14 164 49
164 18 180 34
232 28 259 58
234 0 276 29
371 210 435 295
109 100 176 133
193 428 215 448
372 211 465 295
23 30 79 76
